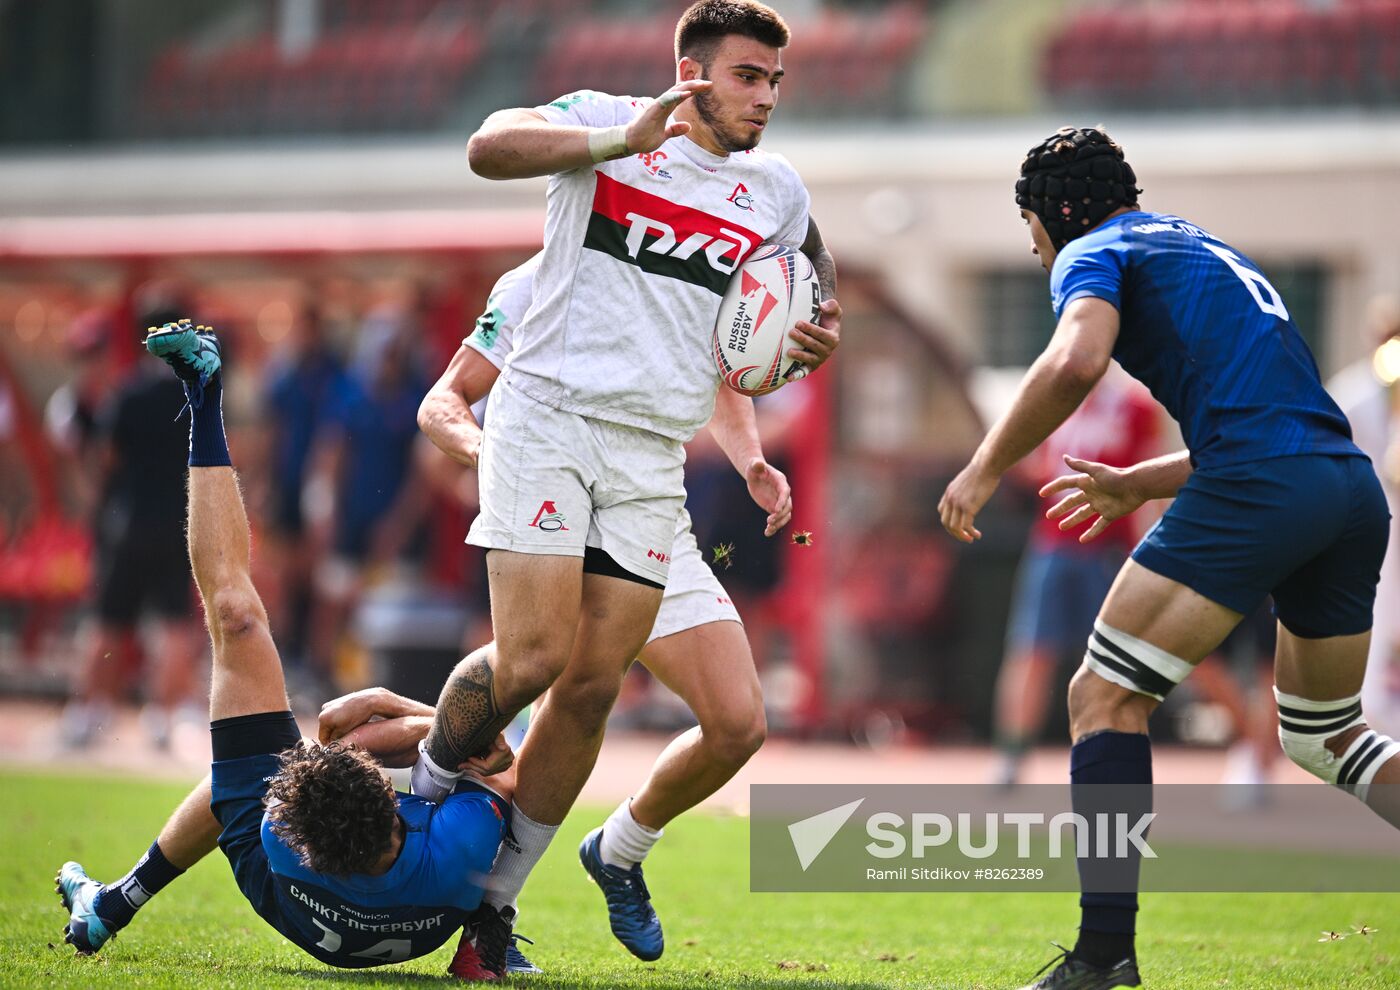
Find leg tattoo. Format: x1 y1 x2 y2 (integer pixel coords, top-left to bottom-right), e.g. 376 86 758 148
425 653 517 767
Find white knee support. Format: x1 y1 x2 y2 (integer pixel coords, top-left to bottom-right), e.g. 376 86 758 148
1276 689 1400 802
1083 620 1194 702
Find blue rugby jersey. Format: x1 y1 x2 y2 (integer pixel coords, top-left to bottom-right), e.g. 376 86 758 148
260 789 505 967
1050 211 1359 470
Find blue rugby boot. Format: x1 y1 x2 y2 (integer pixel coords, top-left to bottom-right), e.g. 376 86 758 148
55 862 113 955
578 826 664 961
144 318 221 411
506 933 543 975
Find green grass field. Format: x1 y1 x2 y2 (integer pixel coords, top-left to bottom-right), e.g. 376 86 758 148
2 769 1394 989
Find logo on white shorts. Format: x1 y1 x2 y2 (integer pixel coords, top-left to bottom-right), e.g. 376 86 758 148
530 501 569 532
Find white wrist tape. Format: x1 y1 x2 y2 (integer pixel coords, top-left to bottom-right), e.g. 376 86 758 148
588 125 630 163
411 739 463 805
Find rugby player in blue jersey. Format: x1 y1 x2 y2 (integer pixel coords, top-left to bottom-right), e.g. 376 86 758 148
939 127 1399 990
55 322 525 979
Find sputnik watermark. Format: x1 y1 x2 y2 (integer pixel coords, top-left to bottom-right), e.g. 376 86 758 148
751 783 1400 893
863 811 1156 860
790 806 1154 871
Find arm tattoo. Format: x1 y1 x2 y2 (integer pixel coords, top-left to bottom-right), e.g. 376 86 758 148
811 246 838 301
424 653 517 767
800 216 838 300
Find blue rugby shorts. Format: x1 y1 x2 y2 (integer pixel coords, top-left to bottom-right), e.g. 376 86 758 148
1132 454 1388 638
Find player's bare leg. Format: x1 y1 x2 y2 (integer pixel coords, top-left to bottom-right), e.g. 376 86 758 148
188 464 291 721
426 564 653 976
478 573 660 924
1274 627 1400 824
419 550 582 781
575 618 763 961
510 574 660 817
1067 565 1242 736
153 775 221 867
1019 561 1241 989
628 619 765 829
58 321 275 955
513 574 661 819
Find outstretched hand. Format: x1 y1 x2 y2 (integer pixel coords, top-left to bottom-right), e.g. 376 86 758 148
1040 455 1146 543
744 458 792 537
938 460 999 543
626 80 711 154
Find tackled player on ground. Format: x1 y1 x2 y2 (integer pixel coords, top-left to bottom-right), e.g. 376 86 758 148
55 321 529 977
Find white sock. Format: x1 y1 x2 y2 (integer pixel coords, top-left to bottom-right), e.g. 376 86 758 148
483 802 559 912
598 799 662 870
410 740 463 805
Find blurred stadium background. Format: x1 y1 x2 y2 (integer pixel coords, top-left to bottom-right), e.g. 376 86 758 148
2 0 1398 772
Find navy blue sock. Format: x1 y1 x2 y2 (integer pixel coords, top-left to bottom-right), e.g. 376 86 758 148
93 841 184 930
187 375 230 467
1070 730 1152 967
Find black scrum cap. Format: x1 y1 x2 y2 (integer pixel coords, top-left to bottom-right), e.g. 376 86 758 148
1015 127 1141 250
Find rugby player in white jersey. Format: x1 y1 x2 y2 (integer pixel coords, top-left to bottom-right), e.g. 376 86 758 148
419 252 789 967
419 0 841 976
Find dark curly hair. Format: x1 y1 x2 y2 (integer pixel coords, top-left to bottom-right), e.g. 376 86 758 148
265 741 399 876
675 0 790 67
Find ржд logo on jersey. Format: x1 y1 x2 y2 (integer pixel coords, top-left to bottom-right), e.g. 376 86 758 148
529 501 569 532
584 173 762 294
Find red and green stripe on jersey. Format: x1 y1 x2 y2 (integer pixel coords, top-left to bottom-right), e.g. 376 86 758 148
583 173 763 295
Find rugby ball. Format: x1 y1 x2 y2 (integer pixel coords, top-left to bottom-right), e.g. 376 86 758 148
712 244 822 396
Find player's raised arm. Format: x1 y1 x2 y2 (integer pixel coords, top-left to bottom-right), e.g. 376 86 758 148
418 343 501 468
466 81 711 180
939 296 1119 542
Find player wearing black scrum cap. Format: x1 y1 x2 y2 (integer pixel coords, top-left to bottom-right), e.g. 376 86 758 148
1014 126 1140 251
941 126 1396 989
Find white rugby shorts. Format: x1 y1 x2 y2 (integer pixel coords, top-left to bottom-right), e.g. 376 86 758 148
467 380 685 586
648 508 742 644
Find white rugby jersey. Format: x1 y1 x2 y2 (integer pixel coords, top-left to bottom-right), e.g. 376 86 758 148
463 254 721 552
500 89 812 442
464 254 539 371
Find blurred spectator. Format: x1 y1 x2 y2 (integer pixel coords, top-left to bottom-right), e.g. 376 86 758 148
58 293 202 749
1327 295 1400 738
991 368 1160 787
306 306 430 693
258 304 346 686
43 309 117 516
